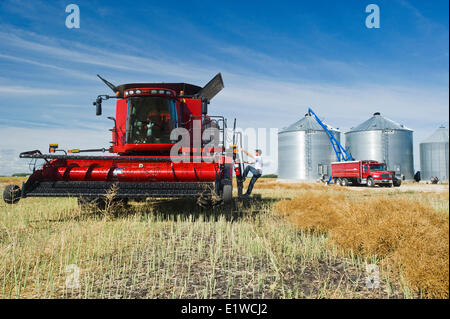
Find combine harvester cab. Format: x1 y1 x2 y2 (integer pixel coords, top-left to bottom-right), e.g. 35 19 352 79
4 73 243 207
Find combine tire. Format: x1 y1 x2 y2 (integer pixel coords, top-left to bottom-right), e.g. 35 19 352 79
367 177 375 187
341 178 349 187
221 184 232 204
3 185 21 204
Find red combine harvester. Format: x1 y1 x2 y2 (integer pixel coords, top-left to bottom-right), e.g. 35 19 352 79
3 73 245 207
331 160 401 187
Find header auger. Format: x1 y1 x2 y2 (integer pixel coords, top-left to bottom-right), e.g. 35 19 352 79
4 73 245 208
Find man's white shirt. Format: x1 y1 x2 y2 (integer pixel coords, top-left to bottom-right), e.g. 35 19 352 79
254 155 263 173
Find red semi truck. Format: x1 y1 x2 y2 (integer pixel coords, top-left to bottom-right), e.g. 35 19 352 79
331 160 401 187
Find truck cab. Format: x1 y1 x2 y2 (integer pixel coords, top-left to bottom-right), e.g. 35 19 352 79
361 161 393 187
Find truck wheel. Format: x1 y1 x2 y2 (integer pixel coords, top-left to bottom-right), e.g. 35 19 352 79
221 184 232 203
336 178 342 186
341 178 349 187
367 177 375 187
3 185 21 204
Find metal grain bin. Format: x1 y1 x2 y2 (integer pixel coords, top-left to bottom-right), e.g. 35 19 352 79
278 113 340 180
420 126 449 181
345 112 414 179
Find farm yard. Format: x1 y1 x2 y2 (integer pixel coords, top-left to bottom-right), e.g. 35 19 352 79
0 177 448 299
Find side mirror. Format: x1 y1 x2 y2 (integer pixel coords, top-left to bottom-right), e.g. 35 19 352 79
93 97 102 116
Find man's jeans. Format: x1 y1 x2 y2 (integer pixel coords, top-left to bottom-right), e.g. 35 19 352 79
242 166 262 195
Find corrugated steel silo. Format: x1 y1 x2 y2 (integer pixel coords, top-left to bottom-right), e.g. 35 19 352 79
278 113 341 180
420 126 449 181
345 112 414 179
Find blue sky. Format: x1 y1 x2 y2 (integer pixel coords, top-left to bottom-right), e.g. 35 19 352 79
0 0 448 175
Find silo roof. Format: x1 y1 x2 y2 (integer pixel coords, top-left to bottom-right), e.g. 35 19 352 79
421 126 449 143
348 112 412 132
280 113 338 133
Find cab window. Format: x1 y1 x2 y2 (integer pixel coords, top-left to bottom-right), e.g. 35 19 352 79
126 97 177 144
369 164 386 171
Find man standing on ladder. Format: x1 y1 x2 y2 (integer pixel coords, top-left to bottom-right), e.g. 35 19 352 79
241 149 263 197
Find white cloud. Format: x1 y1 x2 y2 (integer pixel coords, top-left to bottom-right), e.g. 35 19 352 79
0 85 66 95
0 54 95 81
0 31 215 82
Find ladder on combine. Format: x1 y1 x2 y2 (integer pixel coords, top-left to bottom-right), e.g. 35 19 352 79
231 118 245 196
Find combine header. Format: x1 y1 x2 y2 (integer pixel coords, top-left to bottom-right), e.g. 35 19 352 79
3 74 244 207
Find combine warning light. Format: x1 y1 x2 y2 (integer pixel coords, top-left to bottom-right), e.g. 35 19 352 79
49 144 58 153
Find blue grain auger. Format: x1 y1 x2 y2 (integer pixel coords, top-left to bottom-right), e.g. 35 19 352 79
307 107 353 183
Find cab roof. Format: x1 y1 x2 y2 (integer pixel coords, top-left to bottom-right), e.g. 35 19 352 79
116 83 202 96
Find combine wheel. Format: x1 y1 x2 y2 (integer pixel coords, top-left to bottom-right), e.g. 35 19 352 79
221 184 232 204
3 185 21 204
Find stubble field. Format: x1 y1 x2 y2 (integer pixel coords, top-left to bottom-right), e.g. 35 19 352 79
0 177 448 299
